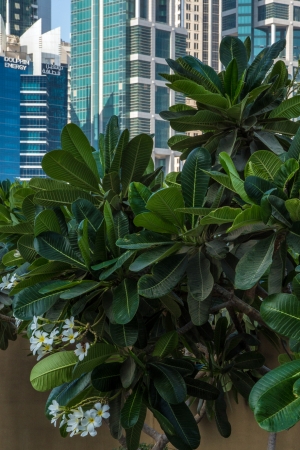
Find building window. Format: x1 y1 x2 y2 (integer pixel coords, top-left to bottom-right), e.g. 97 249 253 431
155 29 170 58
194 24 199 30
194 33 198 39
15 2 20 7
187 41 190 48
155 120 169 148
186 22 191 29
194 5 199 11
194 14 199 20
155 86 169 114
194 52 198 57
258 3 289 21
155 63 170 81
14 14 20 19
186 13 191 20
155 158 167 173
295 6 300 22
186 4 191 10
140 0 148 19
223 0 236 11
222 13 236 31
194 43 198 49
156 0 168 23
294 29 300 60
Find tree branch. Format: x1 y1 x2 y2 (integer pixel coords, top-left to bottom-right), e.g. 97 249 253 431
267 432 277 450
213 284 267 327
0 313 16 324
142 423 162 442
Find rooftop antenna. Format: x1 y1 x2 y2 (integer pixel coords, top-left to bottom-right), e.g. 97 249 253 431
5 0 10 35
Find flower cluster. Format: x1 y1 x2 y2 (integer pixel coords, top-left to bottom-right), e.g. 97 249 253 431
0 273 18 292
29 316 90 361
48 400 110 437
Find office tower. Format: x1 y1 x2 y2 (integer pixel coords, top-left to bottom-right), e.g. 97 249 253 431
71 0 187 173
175 0 221 72
0 18 68 181
221 0 297 74
0 0 51 37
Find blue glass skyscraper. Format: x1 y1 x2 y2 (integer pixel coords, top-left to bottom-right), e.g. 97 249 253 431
71 0 186 173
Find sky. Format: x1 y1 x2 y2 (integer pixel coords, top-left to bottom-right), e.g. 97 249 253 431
52 0 71 42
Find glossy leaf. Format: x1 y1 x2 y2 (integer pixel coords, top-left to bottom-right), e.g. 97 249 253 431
261 293 300 340
249 359 300 431
91 362 122 391
72 344 117 378
30 351 78 391
138 254 188 299
153 331 179 358
121 384 144 429
235 234 276 290
146 187 185 229
34 232 86 270
128 182 151 216
185 378 219 400
112 279 139 325
187 251 214 301
149 362 186 404
42 150 100 193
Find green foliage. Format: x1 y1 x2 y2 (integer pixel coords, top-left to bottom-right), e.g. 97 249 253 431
2 35 300 449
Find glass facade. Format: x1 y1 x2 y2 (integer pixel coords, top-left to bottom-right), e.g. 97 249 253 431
155 29 170 58
0 0 32 36
222 13 236 31
70 0 186 166
223 0 236 11
140 0 148 19
155 62 170 81
0 57 31 180
155 120 169 148
258 3 289 21
20 68 68 179
156 0 168 23
294 29 300 60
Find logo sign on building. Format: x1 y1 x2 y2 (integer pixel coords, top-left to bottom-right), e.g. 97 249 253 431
4 57 30 71
42 63 63 76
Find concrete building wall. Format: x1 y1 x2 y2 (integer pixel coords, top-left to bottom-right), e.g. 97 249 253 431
1 337 300 449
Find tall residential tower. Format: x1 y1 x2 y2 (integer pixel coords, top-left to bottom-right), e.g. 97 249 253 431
175 0 221 72
222 0 298 73
70 0 186 173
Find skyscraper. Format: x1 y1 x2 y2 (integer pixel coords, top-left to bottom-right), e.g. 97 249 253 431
222 0 297 74
71 0 186 173
175 0 221 72
0 18 68 181
0 0 51 36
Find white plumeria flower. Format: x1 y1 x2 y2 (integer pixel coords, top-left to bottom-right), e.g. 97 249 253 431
30 316 43 332
50 328 60 340
48 400 62 427
36 343 53 361
63 316 75 330
60 414 67 428
49 400 61 416
62 328 79 344
13 250 21 258
66 407 84 436
94 403 110 420
30 330 53 354
74 342 90 361
0 274 16 291
80 410 101 437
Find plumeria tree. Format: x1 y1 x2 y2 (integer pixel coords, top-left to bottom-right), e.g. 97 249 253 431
2 36 300 449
